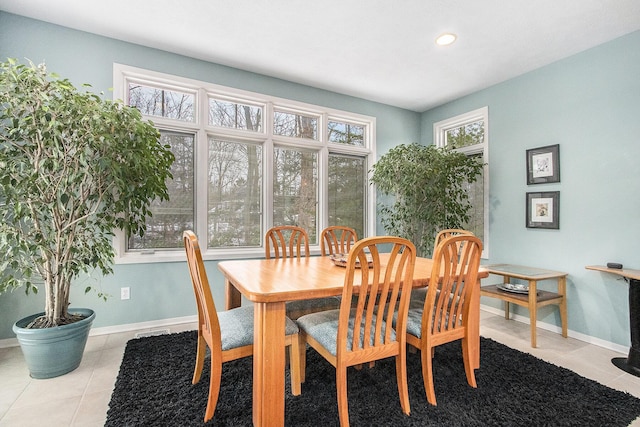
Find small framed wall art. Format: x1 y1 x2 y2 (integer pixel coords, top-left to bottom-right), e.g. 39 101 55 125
526 191 559 229
526 144 560 184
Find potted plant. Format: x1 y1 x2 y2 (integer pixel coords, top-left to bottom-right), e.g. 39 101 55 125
370 143 483 257
0 59 175 378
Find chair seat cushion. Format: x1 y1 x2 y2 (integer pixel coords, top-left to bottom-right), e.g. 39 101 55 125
400 302 460 340
285 296 341 319
410 287 427 304
404 307 425 339
297 309 396 357
218 306 299 351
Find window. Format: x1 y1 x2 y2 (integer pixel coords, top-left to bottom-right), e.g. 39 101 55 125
328 154 365 235
434 107 489 257
113 64 375 262
128 130 195 250
207 139 262 248
273 110 319 140
328 120 365 146
208 96 263 132
128 82 195 122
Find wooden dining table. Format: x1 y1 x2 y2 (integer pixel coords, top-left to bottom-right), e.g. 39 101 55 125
219 254 488 426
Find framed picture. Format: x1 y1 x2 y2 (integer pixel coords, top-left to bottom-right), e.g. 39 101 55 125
526 191 559 229
526 144 560 184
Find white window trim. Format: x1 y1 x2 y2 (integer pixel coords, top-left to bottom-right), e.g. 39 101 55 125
112 63 376 264
433 106 489 258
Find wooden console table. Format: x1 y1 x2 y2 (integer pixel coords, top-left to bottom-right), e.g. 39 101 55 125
480 264 568 348
586 265 640 377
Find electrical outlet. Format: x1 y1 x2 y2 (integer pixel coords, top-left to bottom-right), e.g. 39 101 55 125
120 287 130 300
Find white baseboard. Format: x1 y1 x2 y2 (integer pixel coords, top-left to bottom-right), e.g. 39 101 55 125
0 315 198 349
480 304 629 354
88 315 198 337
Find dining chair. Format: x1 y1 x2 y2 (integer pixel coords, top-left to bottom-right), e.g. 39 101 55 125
403 234 483 406
183 230 302 422
320 225 358 256
265 225 341 320
411 228 475 304
434 228 474 246
265 225 310 259
297 236 417 427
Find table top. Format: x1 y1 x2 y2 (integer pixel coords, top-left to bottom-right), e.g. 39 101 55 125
483 263 567 280
586 265 640 281
219 255 490 304
219 254 428 303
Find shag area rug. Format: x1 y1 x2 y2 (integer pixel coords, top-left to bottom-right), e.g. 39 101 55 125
106 330 640 426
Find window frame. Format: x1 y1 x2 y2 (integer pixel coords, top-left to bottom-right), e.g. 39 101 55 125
112 64 376 263
433 106 489 258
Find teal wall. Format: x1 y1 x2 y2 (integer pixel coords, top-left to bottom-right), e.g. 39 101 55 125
421 30 640 346
0 12 420 340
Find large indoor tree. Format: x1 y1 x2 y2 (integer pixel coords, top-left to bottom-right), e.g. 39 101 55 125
0 59 175 328
370 143 483 257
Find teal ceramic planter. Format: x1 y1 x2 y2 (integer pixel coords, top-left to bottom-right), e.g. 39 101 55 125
12 308 95 379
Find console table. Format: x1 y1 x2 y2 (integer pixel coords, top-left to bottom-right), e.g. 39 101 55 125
480 264 568 348
586 265 640 377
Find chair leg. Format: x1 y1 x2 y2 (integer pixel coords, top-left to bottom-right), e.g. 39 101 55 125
461 337 477 388
204 351 222 422
289 334 302 396
395 352 411 416
299 333 307 384
192 333 206 384
421 343 437 406
336 366 350 427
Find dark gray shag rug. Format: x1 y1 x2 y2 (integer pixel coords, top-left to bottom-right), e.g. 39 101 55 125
106 330 640 426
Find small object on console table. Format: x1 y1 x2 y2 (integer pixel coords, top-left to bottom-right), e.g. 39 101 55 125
607 262 623 269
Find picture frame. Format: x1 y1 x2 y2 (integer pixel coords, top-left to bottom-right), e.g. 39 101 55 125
526 191 559 229
526 144 560 184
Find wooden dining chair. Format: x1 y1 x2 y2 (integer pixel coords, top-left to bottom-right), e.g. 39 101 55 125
403 234 483 406
412 228 475 304
320 226 358 256
265 225 310 259
266 225 341 320
434 228 474 247
183 231 302 422
297 236 417 427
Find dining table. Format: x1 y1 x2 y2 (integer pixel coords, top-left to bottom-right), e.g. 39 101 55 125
219 254 488 427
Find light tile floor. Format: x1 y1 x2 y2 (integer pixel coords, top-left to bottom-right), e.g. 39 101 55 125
1 311 640 426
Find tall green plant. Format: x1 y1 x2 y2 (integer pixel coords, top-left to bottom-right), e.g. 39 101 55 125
0 59 175 327
370 143 483 257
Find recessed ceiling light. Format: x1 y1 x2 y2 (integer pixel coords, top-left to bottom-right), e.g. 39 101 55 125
435 33 457 46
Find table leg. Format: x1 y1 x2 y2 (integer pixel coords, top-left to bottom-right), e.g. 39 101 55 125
503 276 511 319
558 276 568 338
225 278 242 310
253 301 286 427
528 280 538 348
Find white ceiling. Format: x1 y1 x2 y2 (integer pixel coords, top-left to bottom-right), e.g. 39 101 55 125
2 0 640 112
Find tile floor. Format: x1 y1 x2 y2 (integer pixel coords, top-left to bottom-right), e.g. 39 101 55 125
1 311 640 426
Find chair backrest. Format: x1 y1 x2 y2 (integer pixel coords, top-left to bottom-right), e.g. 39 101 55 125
434 229 474 247
183 231 221 350
423 234 482 336
320 226 358 256
265 225 310 259
338 236 416 358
